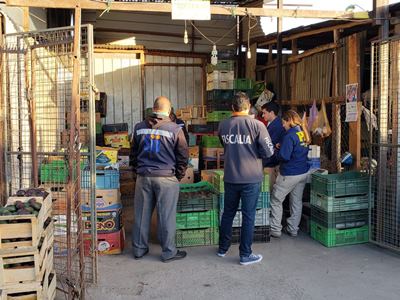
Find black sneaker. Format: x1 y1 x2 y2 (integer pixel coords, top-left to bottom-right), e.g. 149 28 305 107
161 250 187 263
282 226 297 237
134 249 149 260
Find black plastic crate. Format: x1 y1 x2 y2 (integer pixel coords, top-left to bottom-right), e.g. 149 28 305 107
95 92 107 117
207 90 234 102
311 205 369 229
231 225 271 244
102 123 128 133
188 124 215 134
206 102 231 112
206 121 220 132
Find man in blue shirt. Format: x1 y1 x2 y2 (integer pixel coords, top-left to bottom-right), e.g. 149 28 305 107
261 102 285 187
218 92 274 265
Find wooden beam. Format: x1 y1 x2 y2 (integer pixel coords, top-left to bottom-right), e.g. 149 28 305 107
257 20 372 46
0 14 5 205
280 96 345 106
6 0 363 19
290 39 297 108
94 27 202 40
332 29 341 173
288 42 337 62
348 34 361 170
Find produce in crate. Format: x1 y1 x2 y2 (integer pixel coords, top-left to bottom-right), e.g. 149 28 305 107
0 188 48 216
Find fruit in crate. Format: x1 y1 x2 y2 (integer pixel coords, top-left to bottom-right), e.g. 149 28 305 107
0 197 43 216
14 187 49 199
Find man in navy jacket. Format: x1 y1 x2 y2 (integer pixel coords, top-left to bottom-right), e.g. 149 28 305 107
261 101 285 188
131 96 188 262
218 92 274 265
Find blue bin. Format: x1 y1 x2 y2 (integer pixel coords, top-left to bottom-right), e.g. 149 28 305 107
81 169 120 189
308 158 321 170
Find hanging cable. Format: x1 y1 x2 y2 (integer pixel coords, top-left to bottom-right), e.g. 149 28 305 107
247 13 258 59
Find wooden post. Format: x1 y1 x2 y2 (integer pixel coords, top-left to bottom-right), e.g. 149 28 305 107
332 29 341 173
348 33 361 170
191 21 195 53
22 7 29 31
276 0 283 101
0 17 5 204
67 4 83 298
290 39 297 108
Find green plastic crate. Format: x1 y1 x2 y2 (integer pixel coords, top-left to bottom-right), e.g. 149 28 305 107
206 111 231 122
310 191 369 213
219 192 269 210
311 171 369 198
207 60 235 72
207 90 234 102
212 171 269 193
234 78 254 90
178 182 218 212
311 206 369 229
202 136 222 148
40 160 84 184
176 210 219 230
175 228 219 247
310 221 369 247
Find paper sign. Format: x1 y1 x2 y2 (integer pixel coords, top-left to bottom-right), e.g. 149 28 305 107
345 83 358 122
172 0 211 20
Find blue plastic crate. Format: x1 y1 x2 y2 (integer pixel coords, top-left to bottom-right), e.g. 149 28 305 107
82 169 120 189
308 158 321 169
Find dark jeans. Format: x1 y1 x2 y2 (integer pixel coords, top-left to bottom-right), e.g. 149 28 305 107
219 182 261 257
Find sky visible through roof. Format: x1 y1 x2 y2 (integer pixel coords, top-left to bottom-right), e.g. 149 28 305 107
260 0 397 35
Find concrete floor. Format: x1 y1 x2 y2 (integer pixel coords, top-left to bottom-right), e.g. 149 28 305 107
85 232 400 300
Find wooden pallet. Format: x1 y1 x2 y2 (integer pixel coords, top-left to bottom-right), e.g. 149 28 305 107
0 194 52 252
0 269 56 300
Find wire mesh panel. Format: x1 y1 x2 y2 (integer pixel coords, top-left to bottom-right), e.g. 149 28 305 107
1 25 97 297
369 37 400 252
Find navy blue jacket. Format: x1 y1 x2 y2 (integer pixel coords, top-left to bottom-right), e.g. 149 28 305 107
218 115 274 184
277 126 310 176
264 116 285 167
130 113 189 180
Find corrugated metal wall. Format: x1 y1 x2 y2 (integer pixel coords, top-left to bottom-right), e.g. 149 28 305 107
83 11 236 53
145 54 204 110
93 51 205 132
94 52 142 131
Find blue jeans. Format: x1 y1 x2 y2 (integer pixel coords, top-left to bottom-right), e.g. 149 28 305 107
219 182 261 257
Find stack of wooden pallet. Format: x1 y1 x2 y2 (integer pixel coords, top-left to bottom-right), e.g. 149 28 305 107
0 191 56 299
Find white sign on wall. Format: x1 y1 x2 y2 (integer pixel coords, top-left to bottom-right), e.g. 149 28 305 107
171 0 211 20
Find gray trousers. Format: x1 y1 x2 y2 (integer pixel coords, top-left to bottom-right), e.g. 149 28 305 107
270 173 308 234
132 175 180 260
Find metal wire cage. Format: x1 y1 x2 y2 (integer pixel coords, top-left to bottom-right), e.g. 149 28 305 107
0 25 97 297
369 36 400 252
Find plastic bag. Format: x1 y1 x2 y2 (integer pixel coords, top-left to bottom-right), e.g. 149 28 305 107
255 88 274 111
308 100 318 131
313 100 332 138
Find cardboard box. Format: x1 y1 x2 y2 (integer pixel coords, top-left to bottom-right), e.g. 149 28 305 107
61 129 89 146
96 146 118 164
180 167 194 184
188 146 199 158
104 131 130 148
83 206 122 234
84 228 125 256
118 155 130 169
81 189 121 210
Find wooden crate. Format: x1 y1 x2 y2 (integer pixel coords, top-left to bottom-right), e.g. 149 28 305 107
188 146 199 158
0 224 54 287
0 269 56 300
0 194 52 252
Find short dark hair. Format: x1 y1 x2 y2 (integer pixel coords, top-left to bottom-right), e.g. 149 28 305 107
261 101 280 116
232 92 250 112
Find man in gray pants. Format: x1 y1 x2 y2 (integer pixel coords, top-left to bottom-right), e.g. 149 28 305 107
130 96 189 262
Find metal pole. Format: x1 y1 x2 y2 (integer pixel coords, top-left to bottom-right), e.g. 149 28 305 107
276 0 283 101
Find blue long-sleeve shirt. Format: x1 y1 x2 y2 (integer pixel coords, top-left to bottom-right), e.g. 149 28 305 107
277 126 310 176
264 116 285 167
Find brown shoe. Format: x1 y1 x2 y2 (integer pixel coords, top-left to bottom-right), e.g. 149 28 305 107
161 250 187 263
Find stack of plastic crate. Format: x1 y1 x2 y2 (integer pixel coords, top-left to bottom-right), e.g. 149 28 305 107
212 170 271 243
175 182 219 247
310 171 370 247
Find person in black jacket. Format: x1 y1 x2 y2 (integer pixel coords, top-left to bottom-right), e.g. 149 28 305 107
169 108 189 143
131 96 189 262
